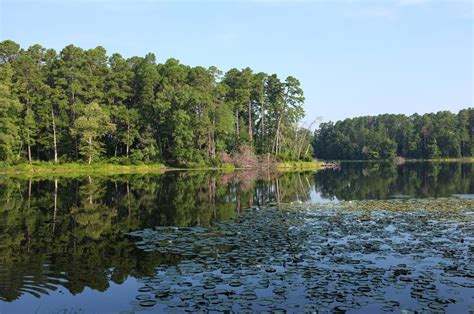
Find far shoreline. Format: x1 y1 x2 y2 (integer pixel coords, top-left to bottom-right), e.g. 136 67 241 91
318 157 474 163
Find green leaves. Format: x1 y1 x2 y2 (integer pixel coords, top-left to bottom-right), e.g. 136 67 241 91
0 60 23 163
70 102 115 164
0 83 22 163
313 110 473 160
1 40 311 165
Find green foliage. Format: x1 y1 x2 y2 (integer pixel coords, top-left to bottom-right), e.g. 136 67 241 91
313 109 474 160
70 102 115 164
1 40 312 166
0 63 23 163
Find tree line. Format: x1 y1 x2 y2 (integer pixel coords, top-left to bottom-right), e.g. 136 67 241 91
312 109 473 160
0 40 313 166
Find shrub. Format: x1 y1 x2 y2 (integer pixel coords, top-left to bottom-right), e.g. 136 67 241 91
219 151 233 164
232 145 258 168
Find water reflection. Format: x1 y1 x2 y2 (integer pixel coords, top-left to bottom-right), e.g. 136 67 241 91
314 162 473 200
0 170 312 303
0 162 472 308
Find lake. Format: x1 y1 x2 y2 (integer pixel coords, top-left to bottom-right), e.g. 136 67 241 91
0 162 473 313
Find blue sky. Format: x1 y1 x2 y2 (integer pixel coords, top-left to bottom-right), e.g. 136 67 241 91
1 0 472 124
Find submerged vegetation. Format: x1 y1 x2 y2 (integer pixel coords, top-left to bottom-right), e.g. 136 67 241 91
0 40 314 168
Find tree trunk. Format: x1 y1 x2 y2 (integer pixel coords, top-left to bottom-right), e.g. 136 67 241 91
17 141 23 160
273 115 283 154
71 91 79 160
235 109 240 144
126 123 130 158
27 132 32 164
26 93 32 164
296 130 307 160
52 109 58 163
211 113 216 158
304 144 311 157
88 136 92 164
248 99 252 141
208 131 212 159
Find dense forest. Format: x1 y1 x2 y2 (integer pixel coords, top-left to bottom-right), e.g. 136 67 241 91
2 40 471 166
0 40 313 166
312 109 473 160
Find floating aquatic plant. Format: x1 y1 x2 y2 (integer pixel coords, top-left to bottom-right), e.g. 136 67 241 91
127 198 474 312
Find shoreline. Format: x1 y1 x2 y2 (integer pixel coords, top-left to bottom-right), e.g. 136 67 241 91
0 161 325 176
318 158 474 163
1 158 471 176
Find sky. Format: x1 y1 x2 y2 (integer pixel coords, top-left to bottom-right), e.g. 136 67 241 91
0 0 472 125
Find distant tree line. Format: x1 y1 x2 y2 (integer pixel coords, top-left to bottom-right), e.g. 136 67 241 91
312 109 473 160
0 40 313 166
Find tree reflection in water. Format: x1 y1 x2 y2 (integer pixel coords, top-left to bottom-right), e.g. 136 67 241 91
0 170 313 301
0 162 472 302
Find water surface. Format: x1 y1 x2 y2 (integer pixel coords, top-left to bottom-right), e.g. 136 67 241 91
0 162 472 312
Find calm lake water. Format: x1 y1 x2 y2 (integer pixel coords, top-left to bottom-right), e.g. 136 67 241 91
0 162 473 313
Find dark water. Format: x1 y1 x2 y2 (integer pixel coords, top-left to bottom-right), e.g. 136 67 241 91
0 162 472 313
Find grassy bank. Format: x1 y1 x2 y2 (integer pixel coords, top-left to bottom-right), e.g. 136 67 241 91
0 163 167 176
274 161 324 170
0 160 326 176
